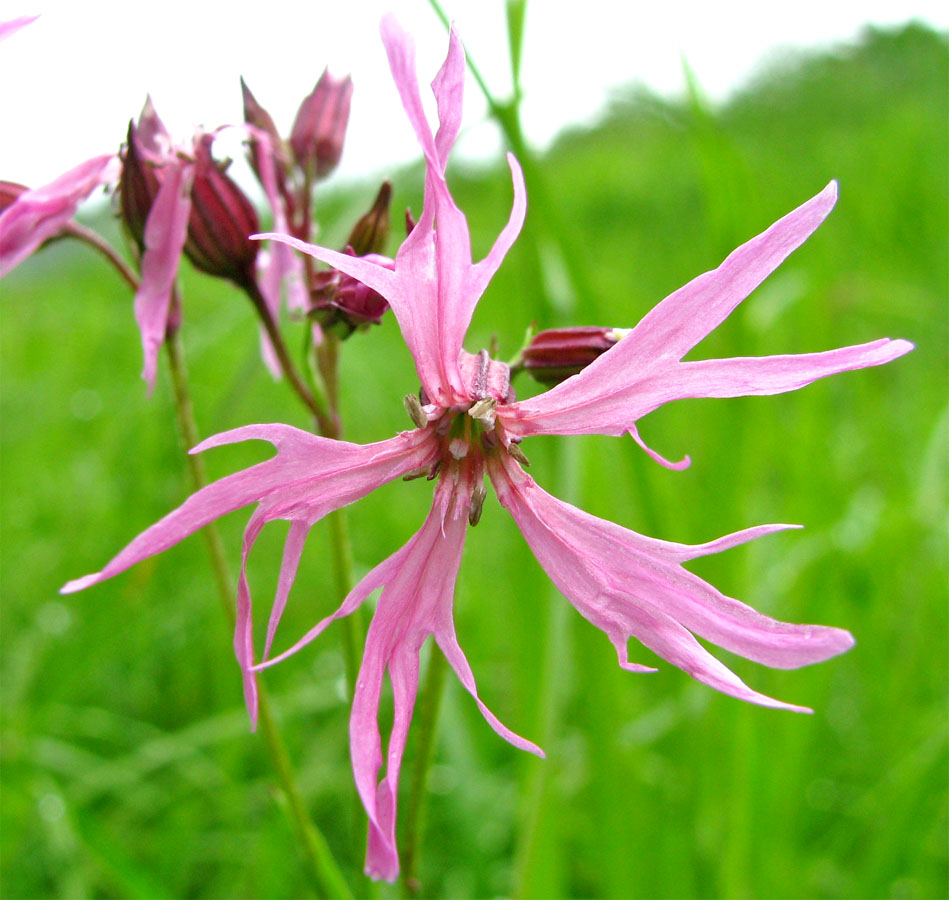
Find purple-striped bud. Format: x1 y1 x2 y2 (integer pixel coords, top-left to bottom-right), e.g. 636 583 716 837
309 183 393 334
0 181 27 214
118 119 161 249
346 181 391 257
311 250 391 333
290 69 353 179
241 77 291 205
522 326 627 384
183 134 260 289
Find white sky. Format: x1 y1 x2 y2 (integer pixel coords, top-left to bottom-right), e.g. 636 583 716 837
1 1 946 188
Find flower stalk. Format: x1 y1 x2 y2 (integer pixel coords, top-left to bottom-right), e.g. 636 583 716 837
399 647 447 899
313 332 363 700
165 323 352 899
243 278 334 432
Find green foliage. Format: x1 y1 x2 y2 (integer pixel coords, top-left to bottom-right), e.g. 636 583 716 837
2 24 946 899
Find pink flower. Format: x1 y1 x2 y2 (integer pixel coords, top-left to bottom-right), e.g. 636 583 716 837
290 69 354 180
0 15 39 43
63 17 913 881
120 100 196 394
0 154 118 277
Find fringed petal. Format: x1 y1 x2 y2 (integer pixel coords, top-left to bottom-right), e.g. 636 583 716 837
134 159 194 394
503 183 912 447
335 476 540 882
62 428 436 595
490 453 854 708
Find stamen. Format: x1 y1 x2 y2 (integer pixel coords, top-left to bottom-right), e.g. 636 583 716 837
402 466 431 481
468 484 487 526
468 397 497 427
403 393 428 429
449 437 469 459
508 442 531 467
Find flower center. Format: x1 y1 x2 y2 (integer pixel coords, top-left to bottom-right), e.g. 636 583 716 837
401 349 527 526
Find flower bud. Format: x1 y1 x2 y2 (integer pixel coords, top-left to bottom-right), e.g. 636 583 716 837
308 184 393 334
290 69 353 179
346 181 391 257
311 250 391 334
183 134 260 289
241 77 291 202
522 327 627 384
118 119 161 249
0 181 27 213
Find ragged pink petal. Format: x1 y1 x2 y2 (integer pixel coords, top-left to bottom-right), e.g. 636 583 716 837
0 154 118 277
336 475 540 882
259 19 525 408
134 159 194 394
502 183 912 445
0 15 39 42
489 452 854 710
379 15 441 169
249 125 309 377
61 427 436 596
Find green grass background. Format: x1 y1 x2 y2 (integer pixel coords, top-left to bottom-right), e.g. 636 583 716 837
1 22 946 900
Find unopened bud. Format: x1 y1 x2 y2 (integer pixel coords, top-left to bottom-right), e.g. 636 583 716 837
184 134 260 289
311 249 391 333
118 119 161 249
290 69 353 179
347 182 391 257
241 77 291 197
522 327 626 385
0 181 28 214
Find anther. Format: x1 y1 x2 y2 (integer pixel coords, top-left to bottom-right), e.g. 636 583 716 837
508 442 531 467
402 466 431 481
449 438 469 459
468 397 497 427
468 484 487 526
403 394 428 429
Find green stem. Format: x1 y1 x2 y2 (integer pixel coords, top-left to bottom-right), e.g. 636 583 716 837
244 280 334 432
312 330 368 880
64 223 140 292
257 690 355 900
165 327 233 622
164 325 352 900
426 0 596 320
399 646 447 899
314 333 362 701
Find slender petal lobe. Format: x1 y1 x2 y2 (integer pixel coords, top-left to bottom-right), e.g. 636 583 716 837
134 160 195 393
61 427 436 596
504 183 913 443
344 477 541 880
0 15 39 42
490 453 854 711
